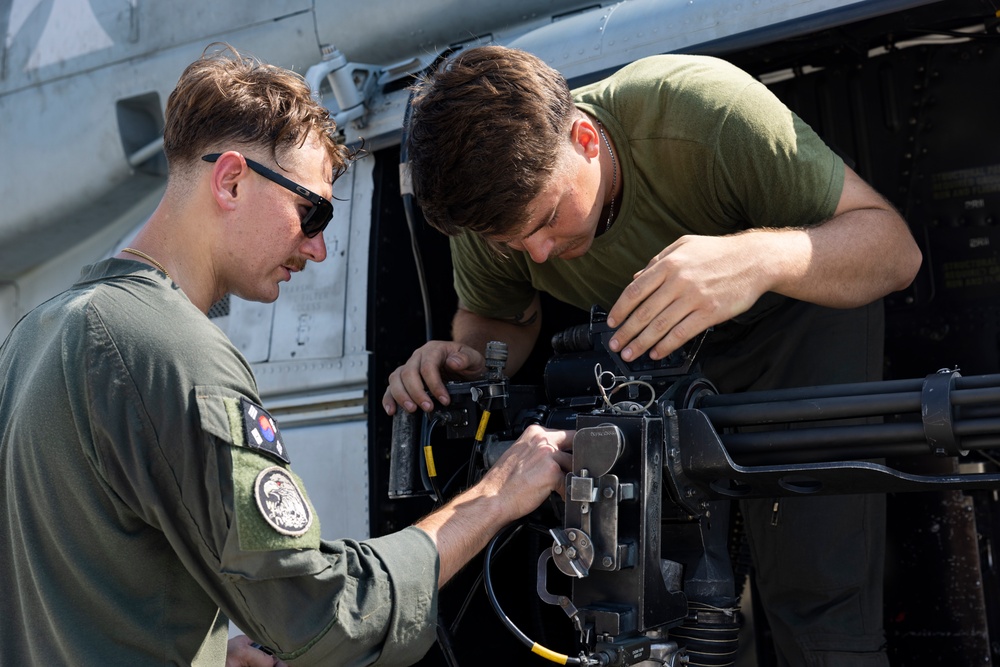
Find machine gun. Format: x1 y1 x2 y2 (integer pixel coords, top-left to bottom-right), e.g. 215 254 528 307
388 307 1000 667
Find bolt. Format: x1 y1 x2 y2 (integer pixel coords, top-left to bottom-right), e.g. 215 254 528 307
567 531 578 541
603 487 615 499
554 545 563 555
566 547 578 559
603 556 614 567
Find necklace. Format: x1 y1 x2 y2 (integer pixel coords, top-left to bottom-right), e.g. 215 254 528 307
597 121 618 235
121 247 171 280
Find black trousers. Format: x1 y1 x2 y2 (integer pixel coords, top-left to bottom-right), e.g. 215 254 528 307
701 296 889 666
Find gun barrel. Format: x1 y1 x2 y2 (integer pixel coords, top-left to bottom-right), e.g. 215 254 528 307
700 386 1000 427
719 419 1000 465
700 374 1000 408
693 373 1000 465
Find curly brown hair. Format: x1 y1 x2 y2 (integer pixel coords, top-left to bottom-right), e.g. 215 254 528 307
164 43 353 179
406 45 577 238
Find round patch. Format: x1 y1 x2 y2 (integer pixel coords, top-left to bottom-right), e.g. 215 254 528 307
254 467 313 537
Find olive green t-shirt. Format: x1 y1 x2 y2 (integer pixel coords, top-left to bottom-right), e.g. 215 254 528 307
452 54 844 318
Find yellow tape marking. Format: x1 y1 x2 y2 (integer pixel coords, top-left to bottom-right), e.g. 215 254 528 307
475 409 491 441
531 643 568 664
423 445 437 478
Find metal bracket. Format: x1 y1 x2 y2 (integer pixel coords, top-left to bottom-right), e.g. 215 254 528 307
922 369 968 457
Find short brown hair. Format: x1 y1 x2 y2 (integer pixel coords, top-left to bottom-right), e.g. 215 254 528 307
406 45 577 238
164 43 352 179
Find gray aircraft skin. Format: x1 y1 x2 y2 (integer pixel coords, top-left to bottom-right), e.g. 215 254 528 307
1 0 605 322
3 1 999 665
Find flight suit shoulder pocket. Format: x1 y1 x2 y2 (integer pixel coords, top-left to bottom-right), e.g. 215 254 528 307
195 386 320 551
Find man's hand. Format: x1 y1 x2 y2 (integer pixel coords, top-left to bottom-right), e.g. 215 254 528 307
606 234 765 362
383 341 486 415
481 425 575 518
226 636 287 667
416 425 573 585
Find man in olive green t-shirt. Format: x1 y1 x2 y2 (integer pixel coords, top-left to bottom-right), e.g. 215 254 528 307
385 45 922 665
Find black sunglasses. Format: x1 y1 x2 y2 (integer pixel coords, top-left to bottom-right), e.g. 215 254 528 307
202 153 333 238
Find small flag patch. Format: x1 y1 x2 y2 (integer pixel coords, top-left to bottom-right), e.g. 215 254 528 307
240 397 289 464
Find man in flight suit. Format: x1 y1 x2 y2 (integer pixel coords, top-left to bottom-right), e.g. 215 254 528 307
0 45 573 666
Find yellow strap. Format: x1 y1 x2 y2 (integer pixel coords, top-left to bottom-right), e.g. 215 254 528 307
423 445 437 477
531 643 568 664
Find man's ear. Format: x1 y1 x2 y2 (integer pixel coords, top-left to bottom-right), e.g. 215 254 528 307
207 151 249 213
570 117 601 159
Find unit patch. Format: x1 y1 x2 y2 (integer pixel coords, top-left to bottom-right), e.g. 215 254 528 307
254 466 313 536
240 397 290 464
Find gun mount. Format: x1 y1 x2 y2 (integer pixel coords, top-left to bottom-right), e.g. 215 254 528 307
388 308 1000 666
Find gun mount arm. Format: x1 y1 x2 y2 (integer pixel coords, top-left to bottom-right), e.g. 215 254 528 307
663 369 1000 505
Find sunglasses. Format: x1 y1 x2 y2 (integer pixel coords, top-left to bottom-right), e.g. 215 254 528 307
202 153 333 238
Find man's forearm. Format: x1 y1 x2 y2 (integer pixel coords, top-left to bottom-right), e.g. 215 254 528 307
414 485 506 587
744 208 921 308
767 166 922 307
